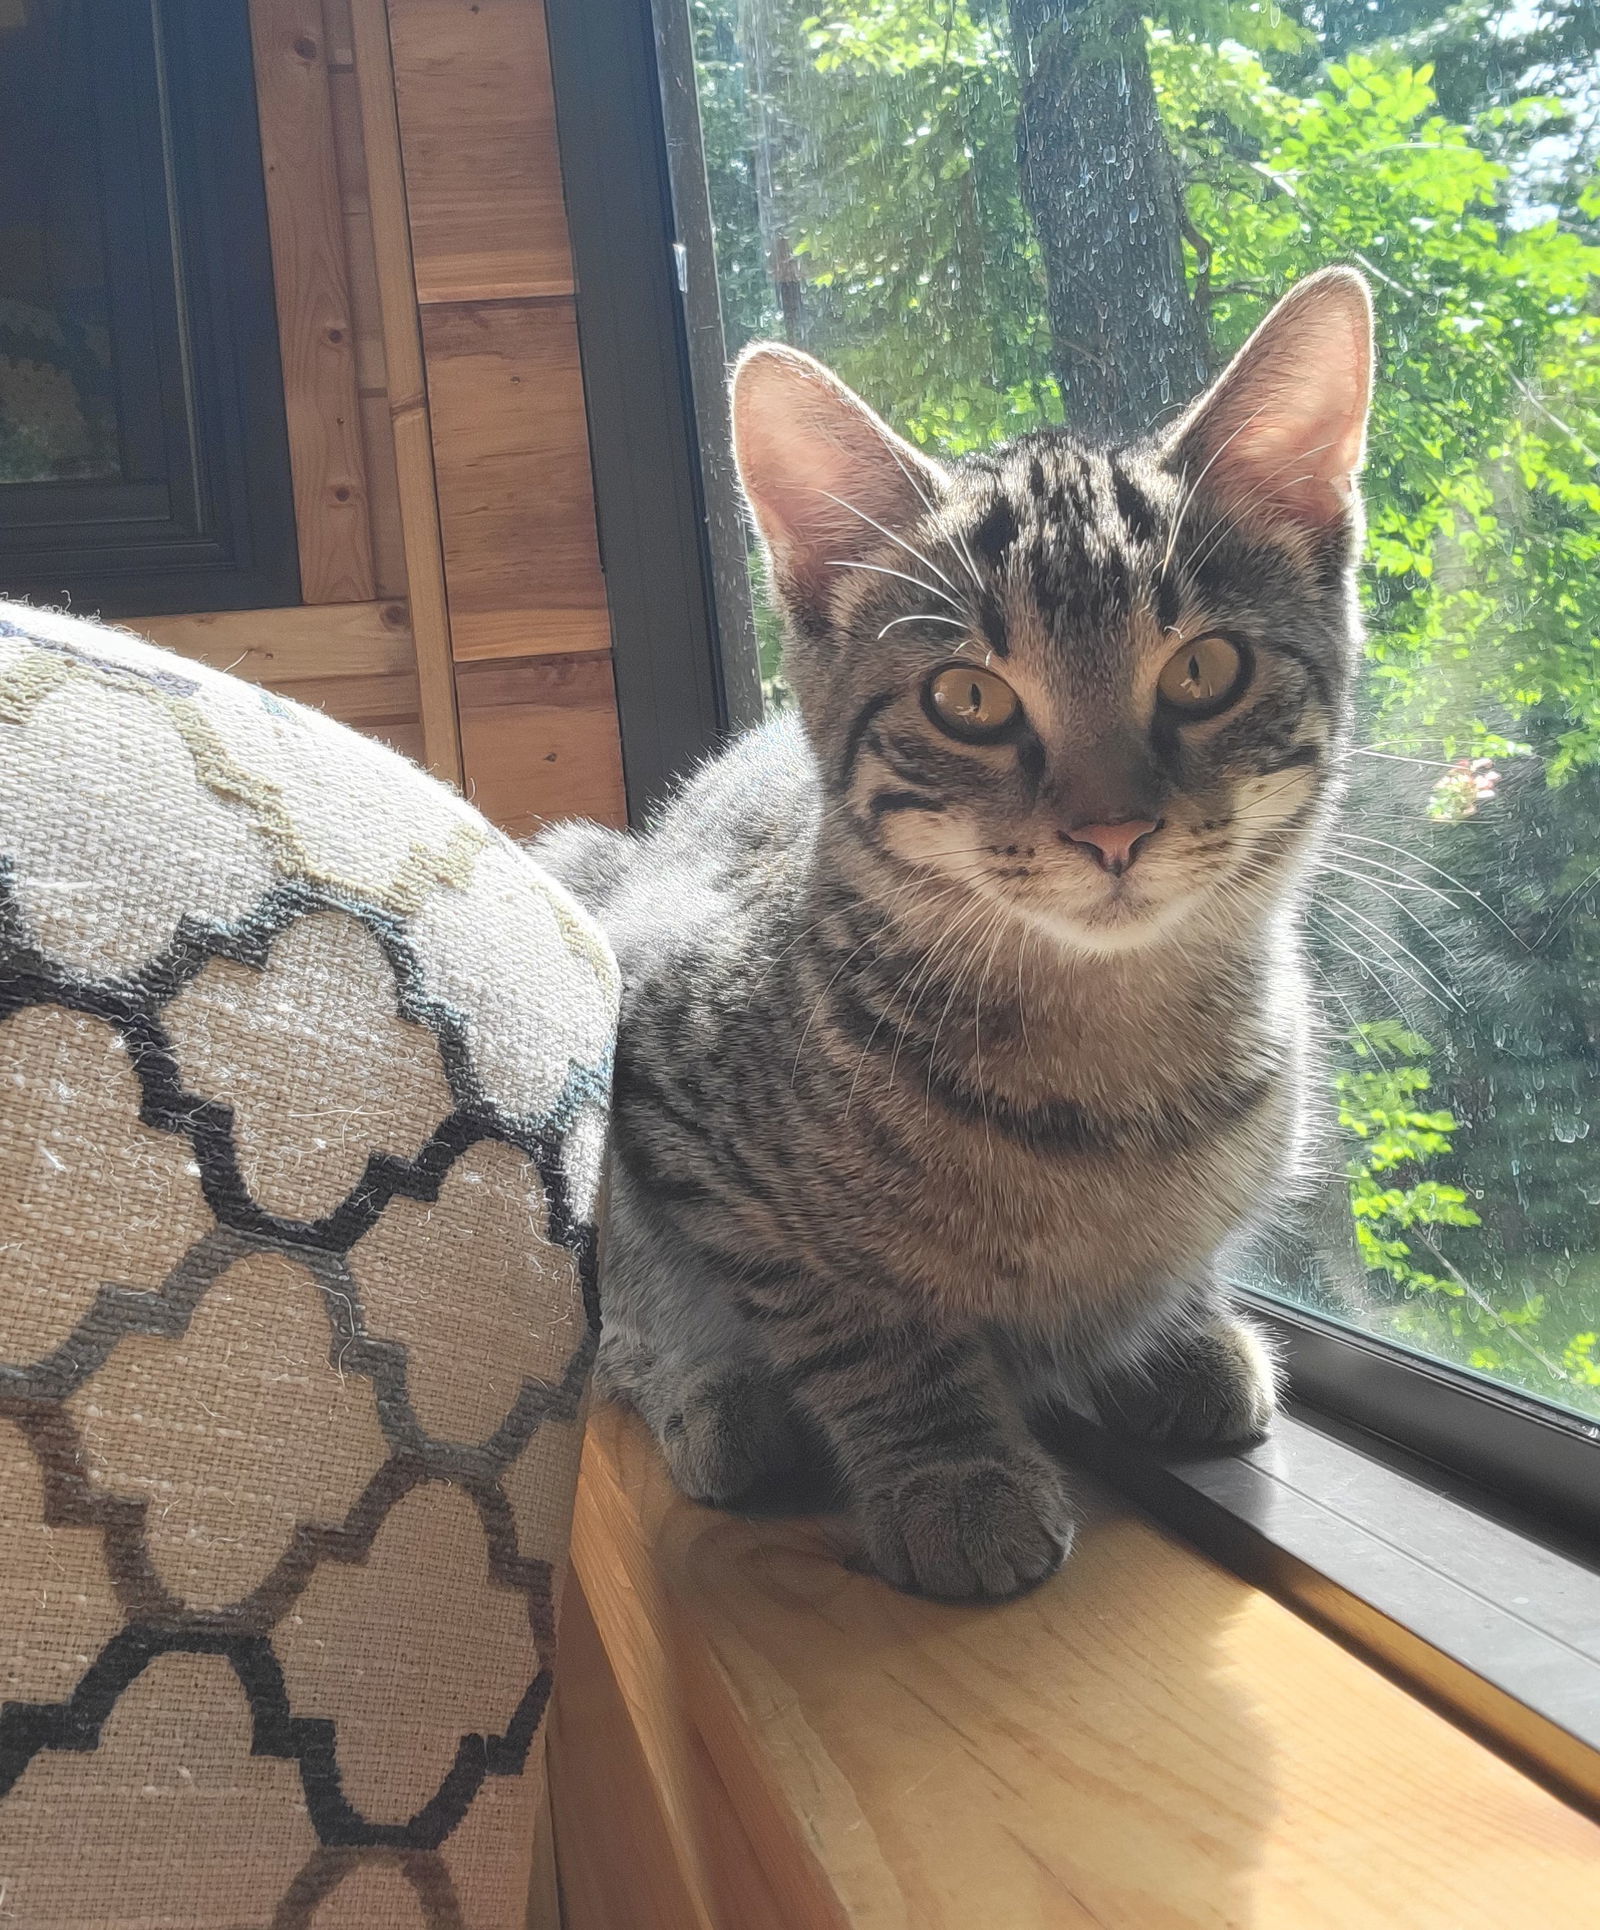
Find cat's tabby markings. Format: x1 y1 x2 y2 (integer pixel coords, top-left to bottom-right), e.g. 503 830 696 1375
536 268 1374 1600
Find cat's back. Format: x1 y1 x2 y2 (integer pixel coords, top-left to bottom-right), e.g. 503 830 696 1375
538 709 819 978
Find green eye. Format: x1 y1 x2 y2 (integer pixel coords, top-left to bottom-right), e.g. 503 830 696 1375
1157 634 1247 714
925 665 1020 741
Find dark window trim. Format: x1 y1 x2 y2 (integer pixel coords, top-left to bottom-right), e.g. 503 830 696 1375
1242 1293 1600 1548
0 0 299 618
1049 1401 1600 1820
543 0 762 827
544 0 1600 1791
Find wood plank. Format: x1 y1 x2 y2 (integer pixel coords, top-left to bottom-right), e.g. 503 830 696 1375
548 1580 712 1930
360 390 409 599
341 204 387 392
250 0 375 604
124 602 422 754
324 51 407 601
386 0 575 305
128 599 414 683
421 299 609 663
526 1772 564 1930
322 0 355 68
565 1405 1600 1930
327 70 386 388
351 0 464 784
456 652 625 836
322 21 402 600
370 716 425 762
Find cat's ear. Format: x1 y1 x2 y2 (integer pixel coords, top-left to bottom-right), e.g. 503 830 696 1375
731 344 946 627
1165 267 1373 531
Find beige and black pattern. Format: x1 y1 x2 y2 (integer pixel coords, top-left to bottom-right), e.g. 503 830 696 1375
0 603 618 1927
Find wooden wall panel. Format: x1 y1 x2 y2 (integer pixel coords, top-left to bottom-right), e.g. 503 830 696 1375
126 602 423 760
325 21 414 608
457 654 626 837
386 0 575 303
250 0 375 604
236 0 627 830
359 392 410 600
321 0 356 68
351 0 466 784
381 0 624 831
421 300 609 664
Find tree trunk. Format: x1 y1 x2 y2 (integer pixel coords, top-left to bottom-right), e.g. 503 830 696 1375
1008 0 1210 441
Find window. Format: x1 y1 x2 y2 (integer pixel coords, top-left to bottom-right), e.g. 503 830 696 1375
0 0 298 617
553 0 1600 1524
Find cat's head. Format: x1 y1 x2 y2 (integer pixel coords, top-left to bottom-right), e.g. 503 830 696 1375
731 268 1373 955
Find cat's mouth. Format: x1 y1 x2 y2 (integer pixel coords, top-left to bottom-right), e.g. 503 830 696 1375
1005 868 1198 953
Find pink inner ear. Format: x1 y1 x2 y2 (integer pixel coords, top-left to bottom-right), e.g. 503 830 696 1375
732 346 944 595
1175 274 1373 531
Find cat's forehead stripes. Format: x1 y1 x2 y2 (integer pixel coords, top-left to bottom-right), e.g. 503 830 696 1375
937 437 1178 679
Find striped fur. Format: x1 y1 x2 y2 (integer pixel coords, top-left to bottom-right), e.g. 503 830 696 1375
534 273 1372 1599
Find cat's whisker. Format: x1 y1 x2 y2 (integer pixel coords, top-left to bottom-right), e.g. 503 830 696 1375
1304 910 1416 1022
877 613 968 638
883 440 990 599
786 870 989 1061
1236 778 1316 824
1302 942 1373 1051
1318 895 1465 1012
1159 400 1274 582
1321 842 1459 908
887 891 1003 1099
816 489 967 605
747 865 972 1000
1182 471 1319 583
971 909 1012 1152
1014 919 1039 1064
824 558 965 613
1176 439 1339 582
830 871 1008 1115
1314 863 1461 958
924 898 1011 1126
1336 830 1528 949
1343 745 1464 770
1537 858 1600 950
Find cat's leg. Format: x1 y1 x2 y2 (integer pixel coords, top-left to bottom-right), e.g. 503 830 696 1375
596 1185 809 1505
1087 1289 1279 1448
598 1320 810 1504
742 1271 1076 1600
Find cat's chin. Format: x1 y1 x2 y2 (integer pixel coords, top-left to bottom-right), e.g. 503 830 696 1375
1010 888 1197 957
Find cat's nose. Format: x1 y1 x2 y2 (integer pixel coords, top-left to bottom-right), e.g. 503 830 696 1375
1062 818 1162 877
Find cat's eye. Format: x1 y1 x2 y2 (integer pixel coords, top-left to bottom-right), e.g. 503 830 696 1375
1156 634 1247 716
925 665 1021 741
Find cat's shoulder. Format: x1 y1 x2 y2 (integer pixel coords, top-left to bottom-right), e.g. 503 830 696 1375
655 708 819 854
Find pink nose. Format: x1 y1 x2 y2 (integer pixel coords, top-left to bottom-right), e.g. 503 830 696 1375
1064 818 1161 877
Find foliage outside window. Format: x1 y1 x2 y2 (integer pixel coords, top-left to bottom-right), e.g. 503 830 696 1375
687 0 1600 1419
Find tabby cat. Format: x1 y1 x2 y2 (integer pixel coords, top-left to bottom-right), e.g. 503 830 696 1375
536 268 1374 1600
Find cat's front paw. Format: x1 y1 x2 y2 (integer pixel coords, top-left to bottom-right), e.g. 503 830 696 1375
654 1363 807 1506
1095 1313 1278 1447
859 1449 1076 1601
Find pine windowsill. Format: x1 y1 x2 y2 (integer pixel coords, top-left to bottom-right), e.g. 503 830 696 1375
547 1405 1600 1928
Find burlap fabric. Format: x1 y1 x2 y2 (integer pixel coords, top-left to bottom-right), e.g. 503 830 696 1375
0 602 617 1928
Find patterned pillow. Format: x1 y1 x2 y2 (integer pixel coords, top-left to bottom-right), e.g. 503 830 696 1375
0 601 617 1928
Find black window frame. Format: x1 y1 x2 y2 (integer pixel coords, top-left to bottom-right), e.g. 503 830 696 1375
543 0 1600 1790
0 0 299 618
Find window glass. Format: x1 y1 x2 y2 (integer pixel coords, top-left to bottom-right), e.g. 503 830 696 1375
0 0 118 483
686 0 1600 1422
0 0 299 616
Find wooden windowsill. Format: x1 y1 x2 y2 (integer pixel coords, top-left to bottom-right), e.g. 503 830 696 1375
548 1405 1600 1928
